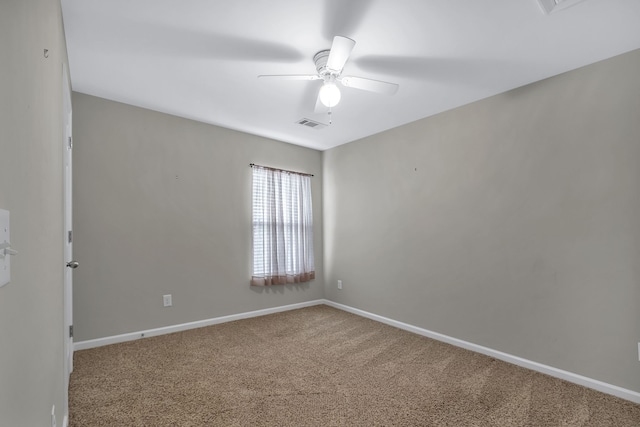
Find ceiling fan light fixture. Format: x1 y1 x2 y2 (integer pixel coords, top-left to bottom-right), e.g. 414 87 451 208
319 81 341 107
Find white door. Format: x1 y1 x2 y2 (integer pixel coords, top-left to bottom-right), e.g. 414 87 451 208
62 63 75 426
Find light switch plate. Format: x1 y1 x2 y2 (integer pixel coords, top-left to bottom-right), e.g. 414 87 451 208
0 209 10 287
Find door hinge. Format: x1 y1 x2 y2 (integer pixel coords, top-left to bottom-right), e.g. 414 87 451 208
68 136 72 149
68 230 72 243
69 325 74 338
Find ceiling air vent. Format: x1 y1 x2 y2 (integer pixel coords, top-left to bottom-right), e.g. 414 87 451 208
537 0 589 14
296 118 327 130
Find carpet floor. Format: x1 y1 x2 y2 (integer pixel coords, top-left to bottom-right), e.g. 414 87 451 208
69 305 640 426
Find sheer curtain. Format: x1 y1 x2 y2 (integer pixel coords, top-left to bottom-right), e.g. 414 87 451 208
251 165 315 286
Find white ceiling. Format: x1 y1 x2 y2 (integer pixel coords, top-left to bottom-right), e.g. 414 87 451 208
61 0 640 151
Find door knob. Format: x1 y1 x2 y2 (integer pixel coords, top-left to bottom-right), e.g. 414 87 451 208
66 261 79 269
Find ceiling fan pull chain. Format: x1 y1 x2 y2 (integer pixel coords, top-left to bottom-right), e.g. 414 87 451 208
328 107 332 125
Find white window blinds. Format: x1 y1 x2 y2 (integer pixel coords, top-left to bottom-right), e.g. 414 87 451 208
251 165 315 286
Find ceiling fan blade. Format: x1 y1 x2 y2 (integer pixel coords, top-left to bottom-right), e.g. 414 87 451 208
322 0 374 41
258 74 321 81
326 36 356 73
339 76 399 95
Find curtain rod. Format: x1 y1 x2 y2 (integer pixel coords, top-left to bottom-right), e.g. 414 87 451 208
249 163 314 177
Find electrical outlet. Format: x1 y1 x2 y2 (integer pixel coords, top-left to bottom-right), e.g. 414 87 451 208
163 294 172 307
337 280 342 290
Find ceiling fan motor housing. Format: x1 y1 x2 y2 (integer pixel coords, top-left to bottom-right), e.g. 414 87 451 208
313 50 333 76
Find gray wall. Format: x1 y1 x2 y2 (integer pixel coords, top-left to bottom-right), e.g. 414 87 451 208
323 49 640 392
72 93 324 341
0 0 69 426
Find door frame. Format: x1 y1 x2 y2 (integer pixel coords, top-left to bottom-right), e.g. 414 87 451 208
62 62 73 427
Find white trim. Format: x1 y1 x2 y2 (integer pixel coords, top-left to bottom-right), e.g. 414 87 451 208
73 298 640 404
324 300 640 404
62 415 68 427
74 299 325 351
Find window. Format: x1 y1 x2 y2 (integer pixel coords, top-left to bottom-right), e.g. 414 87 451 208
251 165 315 286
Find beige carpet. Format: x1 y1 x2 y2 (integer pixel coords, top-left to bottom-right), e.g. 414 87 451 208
69 305 640 426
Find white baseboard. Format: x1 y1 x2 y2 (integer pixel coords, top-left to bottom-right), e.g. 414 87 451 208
324 300 640 404
73 298 640 404
74 299 325 351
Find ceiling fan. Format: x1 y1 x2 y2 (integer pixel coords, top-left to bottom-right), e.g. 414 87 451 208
258 36 399 114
